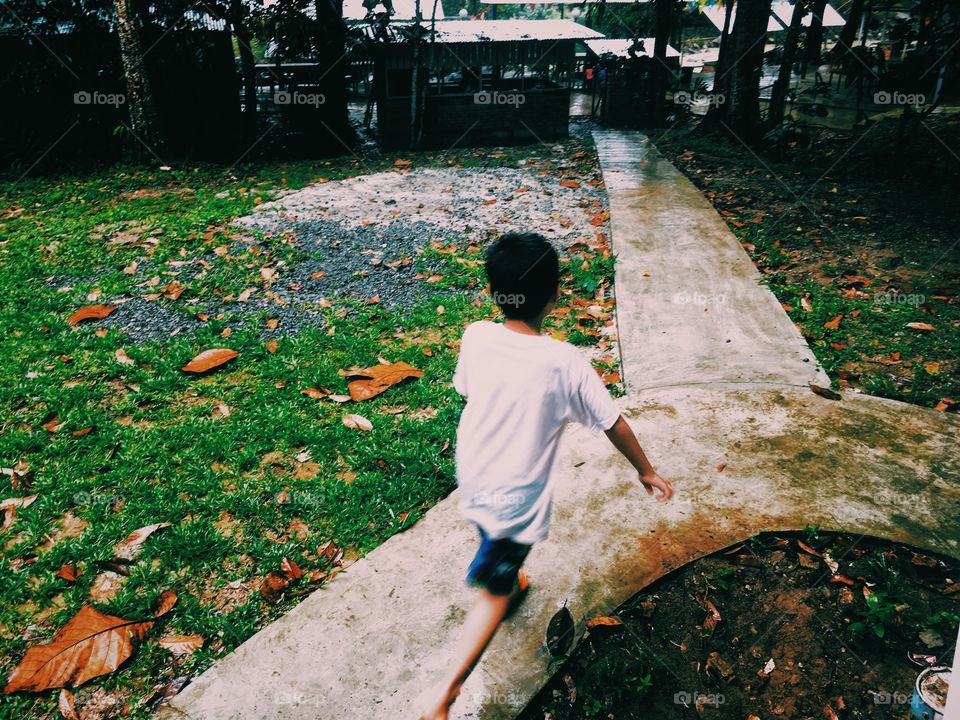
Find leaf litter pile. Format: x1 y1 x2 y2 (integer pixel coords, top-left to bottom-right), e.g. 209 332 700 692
520 532 959 720
0 136 620 717
655 114 959 412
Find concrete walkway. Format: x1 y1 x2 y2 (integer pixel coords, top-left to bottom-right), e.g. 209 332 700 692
161 132 960 720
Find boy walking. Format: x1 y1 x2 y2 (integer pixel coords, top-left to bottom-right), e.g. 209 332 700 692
419 233 673 720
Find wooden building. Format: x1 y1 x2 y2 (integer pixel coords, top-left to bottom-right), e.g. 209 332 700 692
584 38 680 127
366 19 603 149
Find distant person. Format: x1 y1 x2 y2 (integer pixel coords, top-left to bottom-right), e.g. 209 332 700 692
417 233 674 720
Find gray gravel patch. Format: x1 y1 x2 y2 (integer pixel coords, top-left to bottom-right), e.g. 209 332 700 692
69 164 610 344
95 297 204 343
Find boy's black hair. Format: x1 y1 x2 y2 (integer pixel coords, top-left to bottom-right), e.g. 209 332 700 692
485 233 560 321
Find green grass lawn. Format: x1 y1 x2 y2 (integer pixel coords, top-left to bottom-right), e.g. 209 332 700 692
0 140 617 716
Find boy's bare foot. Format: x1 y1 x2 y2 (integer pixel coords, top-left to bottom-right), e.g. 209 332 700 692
418 571 530 719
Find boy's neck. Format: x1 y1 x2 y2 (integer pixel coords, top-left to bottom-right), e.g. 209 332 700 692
503 318 543 336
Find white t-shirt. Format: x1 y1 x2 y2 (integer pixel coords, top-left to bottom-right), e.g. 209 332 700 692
453 320 621 544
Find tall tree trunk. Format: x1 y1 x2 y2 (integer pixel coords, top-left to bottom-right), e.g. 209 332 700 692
835 0 864 52
112 0 164 153
650 0 674 125
800 0 826 76
859 0 872 45
314 0 352 145
704 0 735 127
230 0 257 142
725 0 773 141
410 0 423 148
767 0 806 128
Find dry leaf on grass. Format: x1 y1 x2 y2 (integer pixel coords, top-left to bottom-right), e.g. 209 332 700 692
89 522 171 602
158 635 204 657
1 494 38 529
3 592 176 693
114 349 135 366
342 414 373 431
58 688 79 719
56 565 82 583
181 349 238 373
345 361 424 401
823 315 843 330
67 305 117 325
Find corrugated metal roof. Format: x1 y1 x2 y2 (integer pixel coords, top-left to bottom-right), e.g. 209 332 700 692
426 19 604 43
343 0 446 21
585 38 679 59
482 0 642 4
772 1 845 28
356 18 604 44
701 5 785 33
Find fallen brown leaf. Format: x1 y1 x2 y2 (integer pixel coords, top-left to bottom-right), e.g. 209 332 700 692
181 348 238 373
342 414 373 431
346 361 424 401
58 688 79 719
67 305 117 326
586 616 623 629
3 592 176 693
260 572 289 603
56 565 82 583
158 635 204 657
114 349 135 367
810 384 841 400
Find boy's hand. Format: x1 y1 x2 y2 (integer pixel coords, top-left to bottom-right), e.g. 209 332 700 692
639 472 674 501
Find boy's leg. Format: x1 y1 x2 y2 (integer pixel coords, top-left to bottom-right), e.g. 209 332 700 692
418 586 514 720
418 530 531 720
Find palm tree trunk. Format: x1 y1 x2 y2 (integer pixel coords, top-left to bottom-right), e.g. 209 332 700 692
704 0 735 127
112 0 164 153
835 0 865 53
230 0 257 142
651 0 674 125
767 0 806 128
314 0 351 144
800 0 826 76
725 0 773 141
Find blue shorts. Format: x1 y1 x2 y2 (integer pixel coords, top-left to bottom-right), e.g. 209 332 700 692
465 525 532 596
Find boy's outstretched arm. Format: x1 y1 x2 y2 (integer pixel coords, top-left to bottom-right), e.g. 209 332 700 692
604 416 674 501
